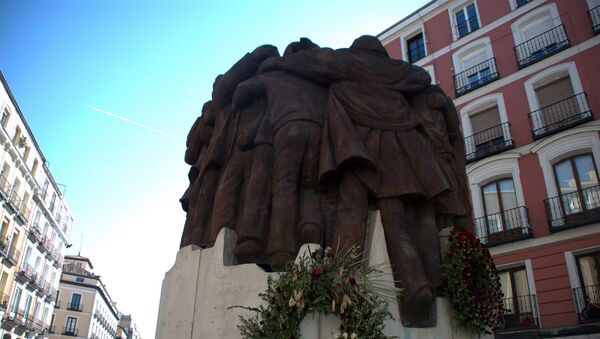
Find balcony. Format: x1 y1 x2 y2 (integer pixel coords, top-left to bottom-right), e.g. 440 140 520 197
54 300 61 308
0 236 20 266
529 92 592 140
0 174 11 198
27 223 42 243
573 284 600 323
545 184 600 232
455 16 479 39
590 5 600 34
454 57 499 97
63 327 79 336
0 293 9 310
515 24 569 69
17 264 37 286
465 122 514 163
67 302 83 312
474 206 532 246
497 294 539 331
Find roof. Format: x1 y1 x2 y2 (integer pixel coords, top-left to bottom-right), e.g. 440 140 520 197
65 254 94 269
377 0 438 38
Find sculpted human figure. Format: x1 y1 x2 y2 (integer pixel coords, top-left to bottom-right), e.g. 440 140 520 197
258 35 452 325
231 38 328 269
179 36 471 329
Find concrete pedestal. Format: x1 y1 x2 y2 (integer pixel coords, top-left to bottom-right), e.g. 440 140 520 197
155 212 476 338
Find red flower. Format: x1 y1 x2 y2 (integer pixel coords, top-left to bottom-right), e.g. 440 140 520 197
348 276 356 286
311 267 323 277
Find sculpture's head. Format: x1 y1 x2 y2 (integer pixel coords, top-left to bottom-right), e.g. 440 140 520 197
350 35 389 57
283 37 320 57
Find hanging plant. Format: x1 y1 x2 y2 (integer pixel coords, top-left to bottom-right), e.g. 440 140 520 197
443 226 504 334
233 246 396 339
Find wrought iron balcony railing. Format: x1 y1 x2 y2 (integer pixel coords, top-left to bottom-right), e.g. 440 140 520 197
545 184 600 232
465 122 514 163
49 325 56 334
0 293 9 309
454 57 499 97
7 244 20 265
499 294 540 330
54 300 61 308
9 190 22 211
67 302 83 312
529 92 592 140
0 174 11 197
515 24 569 68
455 16 480 39
590 5 600 34
573 284 600 322
63 327 79 336
474 206 532 246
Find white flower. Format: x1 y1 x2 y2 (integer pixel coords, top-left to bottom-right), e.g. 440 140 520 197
351 334 358 339
333 332 340 339
343 333 349 338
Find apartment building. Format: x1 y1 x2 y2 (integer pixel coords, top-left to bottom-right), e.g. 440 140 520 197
0 71 74 338
379 0 600 336
116 315 141 339
49 255 119 339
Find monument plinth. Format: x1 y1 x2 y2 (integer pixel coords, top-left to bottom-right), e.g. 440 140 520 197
156 212 474 338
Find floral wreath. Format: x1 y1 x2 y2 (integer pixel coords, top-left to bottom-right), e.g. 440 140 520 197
233 246 395 339
443 226 504 334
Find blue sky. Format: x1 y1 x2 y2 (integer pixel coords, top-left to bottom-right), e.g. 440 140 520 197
0 0 428 336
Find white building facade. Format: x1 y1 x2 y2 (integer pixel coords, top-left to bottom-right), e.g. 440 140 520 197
0 71 74 338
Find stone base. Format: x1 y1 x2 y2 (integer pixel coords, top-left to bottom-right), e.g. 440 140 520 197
155 212 476 338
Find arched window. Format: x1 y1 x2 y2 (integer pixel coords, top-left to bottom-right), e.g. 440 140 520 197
452 37 498 97
547 153 600 230
511 4 569 68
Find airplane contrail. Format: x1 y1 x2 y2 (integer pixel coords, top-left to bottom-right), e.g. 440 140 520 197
88 105 184 142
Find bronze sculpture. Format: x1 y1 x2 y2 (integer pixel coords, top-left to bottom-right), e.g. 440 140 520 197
179 35 471 327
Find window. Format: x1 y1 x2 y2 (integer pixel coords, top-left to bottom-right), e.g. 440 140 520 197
516 0 530 7
65 316 77 334
482 179 518 231
512 5 568 68
574 251 600 321
452 38 498 97
406 33 426 63
1 108 9 128
42 179 49 199
31 159 39 177
464 104 512 162
11 287 22 313
455 2 480 38
23 146 30 162
0 272 8 298
498 267 538 328
12 126 21 145
70 293 82 310
553 154 599 216
23 295 32 317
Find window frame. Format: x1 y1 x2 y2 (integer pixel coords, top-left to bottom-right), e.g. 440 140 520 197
552 153 599 216
450 0 481 40
406 32 426 63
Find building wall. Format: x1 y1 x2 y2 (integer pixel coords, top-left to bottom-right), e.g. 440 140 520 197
380 0 600 334
0 72 74 338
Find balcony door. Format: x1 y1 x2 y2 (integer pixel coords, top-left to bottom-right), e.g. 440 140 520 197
535 75 576 130
482 178 518 234
65 316 77 334
468 106 502 155
499 267 536 328
70 293 81 310
576 251 600 320
553 154 599 217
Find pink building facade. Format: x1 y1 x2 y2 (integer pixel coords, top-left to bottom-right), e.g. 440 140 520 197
380 0 600 336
